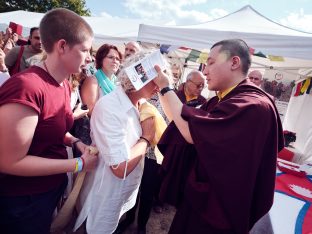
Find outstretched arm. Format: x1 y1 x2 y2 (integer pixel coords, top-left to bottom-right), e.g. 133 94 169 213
0 103 98 176
153 66 193 144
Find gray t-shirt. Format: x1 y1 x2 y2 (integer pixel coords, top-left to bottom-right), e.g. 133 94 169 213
5 46 43 72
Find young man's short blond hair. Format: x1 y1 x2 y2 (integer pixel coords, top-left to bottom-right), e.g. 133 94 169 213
40 8 93 53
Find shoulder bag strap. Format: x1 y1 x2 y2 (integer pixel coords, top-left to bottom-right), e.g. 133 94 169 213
10 46 25 75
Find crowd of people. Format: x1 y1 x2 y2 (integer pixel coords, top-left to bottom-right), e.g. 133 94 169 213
0 8 284 234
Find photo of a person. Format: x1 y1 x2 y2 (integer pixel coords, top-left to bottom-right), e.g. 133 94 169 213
135 63 148 83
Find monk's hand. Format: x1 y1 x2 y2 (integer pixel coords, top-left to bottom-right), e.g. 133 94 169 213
141 116 155 144
154 65 170 89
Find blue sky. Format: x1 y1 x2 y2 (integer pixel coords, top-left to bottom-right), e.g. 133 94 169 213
85 0 312 32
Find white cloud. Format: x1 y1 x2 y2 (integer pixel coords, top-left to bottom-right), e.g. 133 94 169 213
123 0 228 25
280 9 312 33
92 11 123 19
100 11 113 18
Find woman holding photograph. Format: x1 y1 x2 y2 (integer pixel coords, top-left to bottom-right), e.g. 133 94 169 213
80 43 122 115
74 51 172 234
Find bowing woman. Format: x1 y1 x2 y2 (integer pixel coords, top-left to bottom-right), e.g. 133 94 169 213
74 51 161 234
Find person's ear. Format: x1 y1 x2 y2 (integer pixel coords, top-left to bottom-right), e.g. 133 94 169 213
231 56 240 70
56 39 67 53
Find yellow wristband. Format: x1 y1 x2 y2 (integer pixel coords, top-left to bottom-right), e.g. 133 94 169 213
74 159 79 173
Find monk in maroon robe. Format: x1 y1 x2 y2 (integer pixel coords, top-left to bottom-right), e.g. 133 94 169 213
154 39 284 234
175 70 206 107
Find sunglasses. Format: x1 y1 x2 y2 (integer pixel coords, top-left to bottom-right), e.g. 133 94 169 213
188 79 206 89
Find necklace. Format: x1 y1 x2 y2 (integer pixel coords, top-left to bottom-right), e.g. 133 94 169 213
43 61 51 76
43 61 64 87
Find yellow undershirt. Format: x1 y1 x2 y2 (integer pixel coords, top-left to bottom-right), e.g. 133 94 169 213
184 84 198 102
185 93 198 102
217 85 238 101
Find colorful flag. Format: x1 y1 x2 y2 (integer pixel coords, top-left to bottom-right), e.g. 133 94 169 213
186 49 201 62
159 44 180 54
159 44 171 54
294 81 303 96
268 55 285 62
306 77 312 94
274 172 312 234
300 78 311 95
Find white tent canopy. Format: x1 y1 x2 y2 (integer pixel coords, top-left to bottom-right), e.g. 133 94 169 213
0 10 166 48
283 87 312 163
138 5 312 60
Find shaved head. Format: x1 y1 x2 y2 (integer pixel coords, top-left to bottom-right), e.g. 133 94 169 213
125 41 141 58
248 70 263 87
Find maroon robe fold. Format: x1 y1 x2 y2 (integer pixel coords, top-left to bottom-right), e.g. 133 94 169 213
158 80 284 234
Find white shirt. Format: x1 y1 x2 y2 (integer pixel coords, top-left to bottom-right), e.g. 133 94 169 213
70 88 79 110
74 86 144 234
0 72 10 87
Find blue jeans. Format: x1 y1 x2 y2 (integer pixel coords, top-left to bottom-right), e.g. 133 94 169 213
0 179 67 234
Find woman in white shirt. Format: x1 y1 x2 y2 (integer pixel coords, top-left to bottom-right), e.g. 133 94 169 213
75 51 161 233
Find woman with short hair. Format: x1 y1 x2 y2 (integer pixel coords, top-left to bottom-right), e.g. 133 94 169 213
0 8 98 233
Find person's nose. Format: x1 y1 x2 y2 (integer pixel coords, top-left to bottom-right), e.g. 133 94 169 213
86 51 92 63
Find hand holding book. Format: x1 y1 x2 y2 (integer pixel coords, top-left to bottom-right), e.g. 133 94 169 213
124 51 166 90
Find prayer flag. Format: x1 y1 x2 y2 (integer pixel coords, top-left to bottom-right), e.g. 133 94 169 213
300 78 311 95
294 81 302 96
306 77 312 94
268 55 285 62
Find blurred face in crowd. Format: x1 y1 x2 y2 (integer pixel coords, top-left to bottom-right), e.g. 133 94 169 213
185 72 206 97
171 65 181 84
102 49 121 75
12 33 18 43
248 70 263 87
0 48 5 64
29 29 42 52
124 42 140 58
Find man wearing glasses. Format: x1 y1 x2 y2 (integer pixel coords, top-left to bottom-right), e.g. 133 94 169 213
176 70 206 107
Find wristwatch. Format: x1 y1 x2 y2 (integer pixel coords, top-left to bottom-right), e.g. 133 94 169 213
160 86 174 96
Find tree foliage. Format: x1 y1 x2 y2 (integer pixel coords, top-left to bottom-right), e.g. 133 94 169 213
0 0 91 16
